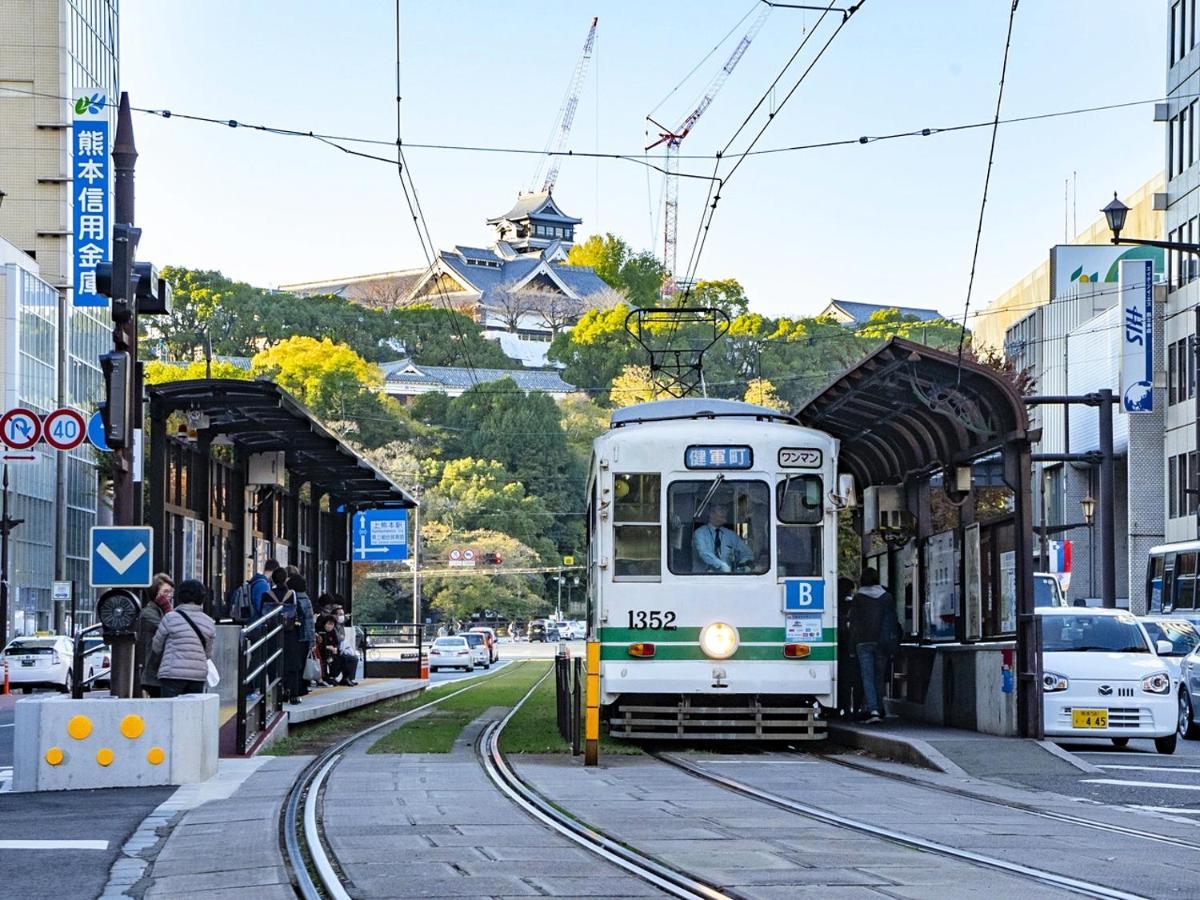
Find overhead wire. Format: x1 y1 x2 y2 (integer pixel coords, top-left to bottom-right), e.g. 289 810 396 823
956 0 1020 376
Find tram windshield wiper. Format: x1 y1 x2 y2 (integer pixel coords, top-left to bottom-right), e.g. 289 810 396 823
695 475 725 519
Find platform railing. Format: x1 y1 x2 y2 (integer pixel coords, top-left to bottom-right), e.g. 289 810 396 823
236 605 285 755
70 623 107 699
358 622 423 679
554 652 583 755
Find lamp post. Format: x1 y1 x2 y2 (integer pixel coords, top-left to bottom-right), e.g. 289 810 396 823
0 189 7 209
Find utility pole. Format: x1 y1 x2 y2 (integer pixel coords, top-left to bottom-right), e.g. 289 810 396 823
1097 389 1116 608
411 485 421 626
110 92 139 528
0 466 24 646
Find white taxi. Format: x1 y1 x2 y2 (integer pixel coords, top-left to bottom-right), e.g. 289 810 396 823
1040 608 1178 754
3 635 76 694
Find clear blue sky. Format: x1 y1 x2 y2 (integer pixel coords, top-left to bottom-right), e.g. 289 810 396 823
120 1 1165 320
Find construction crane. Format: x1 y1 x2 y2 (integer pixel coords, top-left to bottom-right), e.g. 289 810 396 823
646 2 771 298
529 16 598 196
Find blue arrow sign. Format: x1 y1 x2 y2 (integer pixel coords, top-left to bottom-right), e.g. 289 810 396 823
90 526 154 588
87 410 110 451
351 509 408 562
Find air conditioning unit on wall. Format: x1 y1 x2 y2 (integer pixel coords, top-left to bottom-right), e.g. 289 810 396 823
863 484 905 534
247 451 286 487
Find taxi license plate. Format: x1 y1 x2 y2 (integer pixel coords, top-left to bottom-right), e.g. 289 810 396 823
1072 708 1108 729
20 659 35 667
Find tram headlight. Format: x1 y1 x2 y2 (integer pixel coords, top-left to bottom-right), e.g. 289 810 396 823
699 622 739 660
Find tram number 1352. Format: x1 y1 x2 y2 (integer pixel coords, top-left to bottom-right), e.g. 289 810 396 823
627 610 678 630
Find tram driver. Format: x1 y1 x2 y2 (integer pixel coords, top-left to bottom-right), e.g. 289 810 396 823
692 502 755 573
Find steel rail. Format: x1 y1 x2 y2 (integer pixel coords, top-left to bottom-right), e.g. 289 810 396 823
480 670 735 900
281 662 522 899
656 752 1148 900
817 750 1200 853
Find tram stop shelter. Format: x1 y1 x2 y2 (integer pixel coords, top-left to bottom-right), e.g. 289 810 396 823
795 337 1041 738
145 379 417 611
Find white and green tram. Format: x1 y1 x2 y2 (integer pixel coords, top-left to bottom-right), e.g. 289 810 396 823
586 398 841 740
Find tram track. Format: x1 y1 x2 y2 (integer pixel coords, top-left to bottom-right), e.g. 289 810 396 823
281 660 732 900
654 751 1150 900
281 663 527 900
816 750 1200 853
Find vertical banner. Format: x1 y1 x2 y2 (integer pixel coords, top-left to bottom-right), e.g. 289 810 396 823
71 90 110 308
1119 258 1154 413
964 523 982 641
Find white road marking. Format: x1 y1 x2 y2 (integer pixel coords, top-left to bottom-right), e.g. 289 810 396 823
1083 778 1200 792
0 723 12 728
0 840 108 850
1129 805 1200 814
1098 764 1200 773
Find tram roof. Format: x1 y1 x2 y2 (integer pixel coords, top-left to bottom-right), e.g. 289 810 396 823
794 337 1030 486
611 398 797 427
147 378 417 509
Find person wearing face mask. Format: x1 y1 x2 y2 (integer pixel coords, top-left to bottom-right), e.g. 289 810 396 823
137 573 173 697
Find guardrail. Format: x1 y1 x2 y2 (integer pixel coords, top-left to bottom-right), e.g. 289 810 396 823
554 652 583 755
70 623 107 699
236 605 285 755
358 622 423 679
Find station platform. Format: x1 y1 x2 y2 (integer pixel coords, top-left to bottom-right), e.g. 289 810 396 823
828 717 1098 778
285 677 427 725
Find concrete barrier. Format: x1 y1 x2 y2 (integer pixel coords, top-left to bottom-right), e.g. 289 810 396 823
12 694 219 792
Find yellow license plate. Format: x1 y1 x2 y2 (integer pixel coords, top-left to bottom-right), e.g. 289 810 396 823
1072 709 1108 729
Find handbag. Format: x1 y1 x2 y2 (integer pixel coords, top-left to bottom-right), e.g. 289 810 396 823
303 654 322 683
178 610 220 688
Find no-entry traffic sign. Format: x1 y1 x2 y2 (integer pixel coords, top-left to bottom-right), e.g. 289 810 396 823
43 408 87 451
0 408 41 450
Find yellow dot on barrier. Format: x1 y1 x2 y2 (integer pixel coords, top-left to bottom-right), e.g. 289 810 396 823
67 715 93 741
95 748 114 767
146 747 165 766
45 747 64 766
119 715 145 740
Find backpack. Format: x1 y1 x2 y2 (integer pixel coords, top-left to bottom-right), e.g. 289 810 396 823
228 581 255 623
276 590 298 629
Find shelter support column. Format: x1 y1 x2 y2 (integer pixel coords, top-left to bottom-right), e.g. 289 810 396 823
147 407 168 574
308 488 323 594
1007 437 1042 739
194 435 212 600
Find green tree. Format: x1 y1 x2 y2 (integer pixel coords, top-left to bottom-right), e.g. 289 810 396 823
250 336 406 447
143 359 254 385
567 234 666 307
680 278 749 316
558 393 609 464
547 303 637 396
610 365 657 407
744 378 787 411
390 306 517 369
853 308 965 351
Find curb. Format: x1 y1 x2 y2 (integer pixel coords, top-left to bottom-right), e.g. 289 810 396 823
826 722 970 777
1035 739 1103 773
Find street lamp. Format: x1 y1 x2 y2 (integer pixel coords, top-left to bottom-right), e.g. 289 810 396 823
1103 190 1200 253
1080 494 1095 526
0 189 7 210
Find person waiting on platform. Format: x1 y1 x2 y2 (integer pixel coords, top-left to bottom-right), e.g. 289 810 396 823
692 504 754 573
151 579 215 698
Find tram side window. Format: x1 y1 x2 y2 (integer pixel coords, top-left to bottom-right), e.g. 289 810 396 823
613 474 661 580
777 476 822 578
1176 552 1197 610
1148 555 1166 612
667 479 770 575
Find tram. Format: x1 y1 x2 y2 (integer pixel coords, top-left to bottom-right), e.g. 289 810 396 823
585 397 843 741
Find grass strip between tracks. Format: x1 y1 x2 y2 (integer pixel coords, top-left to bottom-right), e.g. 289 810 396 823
264 662 531 756
498 665 643 755
369 661 550 754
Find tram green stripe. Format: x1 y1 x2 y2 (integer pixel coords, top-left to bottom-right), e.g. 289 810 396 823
599 644 836 662
598 627 837 643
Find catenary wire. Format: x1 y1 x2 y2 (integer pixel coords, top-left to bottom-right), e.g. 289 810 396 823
956 0 1020 373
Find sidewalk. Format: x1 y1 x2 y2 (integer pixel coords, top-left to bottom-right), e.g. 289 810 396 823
828 717 1096 777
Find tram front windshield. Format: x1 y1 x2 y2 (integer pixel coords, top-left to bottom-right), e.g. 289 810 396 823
669 480 770 575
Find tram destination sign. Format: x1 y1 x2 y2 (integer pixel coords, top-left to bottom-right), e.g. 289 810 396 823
684 445 753 470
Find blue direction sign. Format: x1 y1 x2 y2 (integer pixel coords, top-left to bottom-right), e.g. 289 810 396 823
87 410 111 451
352 509 408 562
90 526 154 588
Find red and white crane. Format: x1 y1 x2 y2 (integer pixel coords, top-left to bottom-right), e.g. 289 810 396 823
647 3 771 297
530 16 599 196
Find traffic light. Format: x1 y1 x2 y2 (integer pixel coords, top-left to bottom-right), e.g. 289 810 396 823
94 223 141 323
133 261 172 315
482 551 503 565
100 350 131 448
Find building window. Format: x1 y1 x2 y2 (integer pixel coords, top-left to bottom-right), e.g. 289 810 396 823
1175 1 1186 63
1183 105 1190 174
1171 115 1178 178
1190 337 1197 399
1171 455 1179 518
1170 341 1179 405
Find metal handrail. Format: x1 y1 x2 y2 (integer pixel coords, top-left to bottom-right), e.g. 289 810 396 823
71 623 105 699
236 604 286 755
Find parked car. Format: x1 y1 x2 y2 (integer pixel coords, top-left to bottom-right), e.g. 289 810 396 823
1035 573 1067 607
80 636 111 690
3 635 76 693
1140 616 1200 686
1039 608 1177 754
428 636 474 672
1171 632 1200 740
528 621 548 643
461 632 491 669
545 622 562 642
468 627 499 663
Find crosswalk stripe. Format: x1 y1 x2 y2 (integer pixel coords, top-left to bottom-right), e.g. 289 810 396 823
0 840 108 850
1084 778 1200 792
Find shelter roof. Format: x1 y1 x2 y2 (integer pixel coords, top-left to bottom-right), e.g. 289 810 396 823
794 337 1029 486
147 379 417 509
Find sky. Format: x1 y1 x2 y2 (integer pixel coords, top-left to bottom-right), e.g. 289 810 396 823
119 1 1165 322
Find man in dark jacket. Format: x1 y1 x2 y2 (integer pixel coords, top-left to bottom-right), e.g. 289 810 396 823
846 567 900 723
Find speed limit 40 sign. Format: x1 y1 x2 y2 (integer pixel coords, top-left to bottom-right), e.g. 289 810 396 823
43 409 87 451
0 406 88 454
